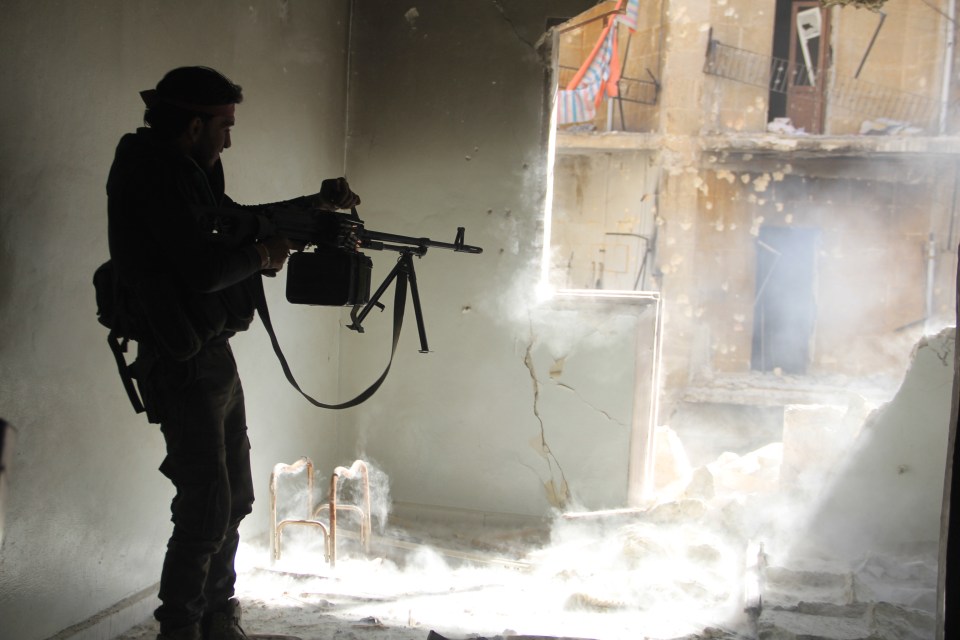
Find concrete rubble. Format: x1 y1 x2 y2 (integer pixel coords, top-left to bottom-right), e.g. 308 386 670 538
643 328 955 639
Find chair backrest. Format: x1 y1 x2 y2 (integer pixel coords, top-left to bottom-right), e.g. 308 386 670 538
269 457 315 530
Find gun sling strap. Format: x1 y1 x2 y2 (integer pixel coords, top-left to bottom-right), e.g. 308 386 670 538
108 331 146 414
252 271 405 410
101 264 406 414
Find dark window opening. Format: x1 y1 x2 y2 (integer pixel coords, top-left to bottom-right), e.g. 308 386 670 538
769 0 828 133
751 226 819 374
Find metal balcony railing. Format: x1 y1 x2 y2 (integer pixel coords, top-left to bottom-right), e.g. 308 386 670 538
829 75 940 129
703 37 944 132
555 3 660 131
703 38 813 92
560 64 659 106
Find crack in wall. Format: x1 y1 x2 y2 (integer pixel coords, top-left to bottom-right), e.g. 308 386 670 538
555 382 625 426
522 331 571 509
490 0 538 51
930 332 953 367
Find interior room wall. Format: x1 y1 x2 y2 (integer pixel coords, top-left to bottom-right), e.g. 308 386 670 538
0 2 350 638
338 0 650 518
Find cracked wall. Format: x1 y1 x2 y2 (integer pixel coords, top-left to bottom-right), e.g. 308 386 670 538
521 333 572 509
518 302 657 510
337 0 660 516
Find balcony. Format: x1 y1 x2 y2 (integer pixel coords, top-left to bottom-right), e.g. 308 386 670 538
703 36 953 137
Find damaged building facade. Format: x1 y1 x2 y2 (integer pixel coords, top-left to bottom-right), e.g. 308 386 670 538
547 1 960 635
549 0 959 470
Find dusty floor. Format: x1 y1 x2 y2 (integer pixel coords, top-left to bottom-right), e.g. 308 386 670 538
111 514 753 640
111 498 941 640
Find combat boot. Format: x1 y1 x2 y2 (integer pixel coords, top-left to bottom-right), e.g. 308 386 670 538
157 622 201 640
204 598 248 640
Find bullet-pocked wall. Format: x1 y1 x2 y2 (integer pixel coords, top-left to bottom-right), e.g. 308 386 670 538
0 2 350 638
692 156 957 378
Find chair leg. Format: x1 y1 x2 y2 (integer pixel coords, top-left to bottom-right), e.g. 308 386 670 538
328 460 372 567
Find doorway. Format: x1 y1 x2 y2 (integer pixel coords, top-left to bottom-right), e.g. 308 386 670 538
751 226 819 374
769 0 829 133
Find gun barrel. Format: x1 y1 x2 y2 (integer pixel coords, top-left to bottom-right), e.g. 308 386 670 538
195 205 483 255
362 229 483 254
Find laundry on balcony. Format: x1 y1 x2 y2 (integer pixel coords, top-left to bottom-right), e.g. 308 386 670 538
556 0 639 125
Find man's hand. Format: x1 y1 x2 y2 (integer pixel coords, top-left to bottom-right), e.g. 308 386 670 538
319 177 361 210
256 236 296 273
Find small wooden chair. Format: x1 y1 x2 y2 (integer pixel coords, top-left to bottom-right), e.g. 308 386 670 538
270 457 372 567
269 457 330 562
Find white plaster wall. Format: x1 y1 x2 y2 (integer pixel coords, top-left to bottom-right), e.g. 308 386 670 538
338 1 646 517
0 2 350 638
800 329 956 560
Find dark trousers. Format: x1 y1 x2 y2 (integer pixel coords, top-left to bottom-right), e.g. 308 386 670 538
141 341 255 633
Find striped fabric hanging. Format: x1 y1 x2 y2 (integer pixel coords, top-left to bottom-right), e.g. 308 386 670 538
621 0 640 32
556 0 639 125
557 19 619 124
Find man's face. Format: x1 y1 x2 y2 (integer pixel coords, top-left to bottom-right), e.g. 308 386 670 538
192 114 234 169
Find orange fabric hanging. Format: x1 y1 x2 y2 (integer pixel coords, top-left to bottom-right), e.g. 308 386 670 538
557 0 627 123
564 0 624 103
566 20 614 90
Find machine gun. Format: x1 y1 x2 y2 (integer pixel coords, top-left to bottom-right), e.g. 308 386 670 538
194 200 484 409
197 201 482 352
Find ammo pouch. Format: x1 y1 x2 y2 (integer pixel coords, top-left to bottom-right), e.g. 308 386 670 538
95 252 254 416
94 260 146 341
94 260 149 415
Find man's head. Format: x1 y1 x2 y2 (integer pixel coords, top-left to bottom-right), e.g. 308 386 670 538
141 66 243 169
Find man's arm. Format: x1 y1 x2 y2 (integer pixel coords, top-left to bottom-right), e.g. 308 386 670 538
134 175 294 292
